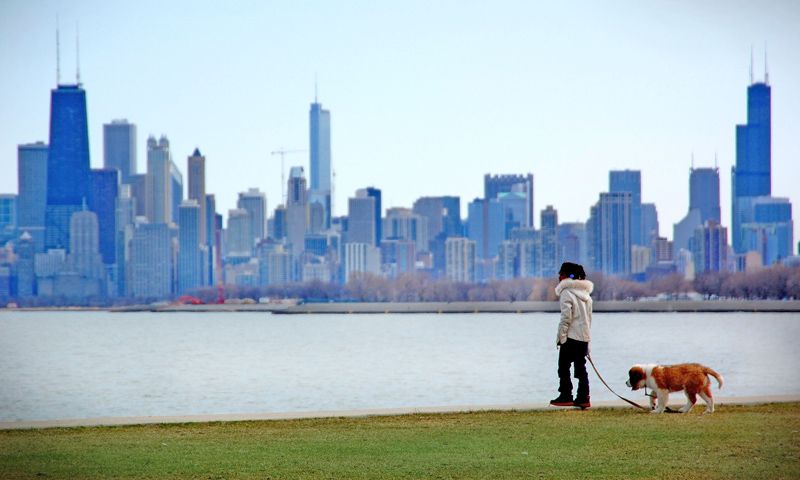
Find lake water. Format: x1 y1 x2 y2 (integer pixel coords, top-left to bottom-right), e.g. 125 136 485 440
0 310 798 422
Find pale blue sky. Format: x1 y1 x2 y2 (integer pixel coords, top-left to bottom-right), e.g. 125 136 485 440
1 1 798 244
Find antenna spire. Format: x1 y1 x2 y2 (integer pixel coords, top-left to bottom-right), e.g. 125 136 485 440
764 44 769 85
76 22 81 85
750 45 754 85
56 14 61 85
314 73 318 103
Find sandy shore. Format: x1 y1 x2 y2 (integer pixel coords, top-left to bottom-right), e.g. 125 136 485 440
2 395 798 430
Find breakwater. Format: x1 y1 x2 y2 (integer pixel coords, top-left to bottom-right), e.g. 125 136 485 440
111 299 800 314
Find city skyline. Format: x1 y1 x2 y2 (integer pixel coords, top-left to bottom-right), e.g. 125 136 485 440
1 1 799 244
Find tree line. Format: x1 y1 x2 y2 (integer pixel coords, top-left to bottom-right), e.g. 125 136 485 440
3 266 799 307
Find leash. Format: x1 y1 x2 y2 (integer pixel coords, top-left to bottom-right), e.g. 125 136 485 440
586 354 654 412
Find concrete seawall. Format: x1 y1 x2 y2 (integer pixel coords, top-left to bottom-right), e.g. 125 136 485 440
112 300 800 314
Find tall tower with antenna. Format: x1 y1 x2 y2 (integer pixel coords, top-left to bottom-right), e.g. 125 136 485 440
309 81 332 229
45 21 92 250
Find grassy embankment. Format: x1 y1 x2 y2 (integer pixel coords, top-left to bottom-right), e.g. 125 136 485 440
1 403 798 479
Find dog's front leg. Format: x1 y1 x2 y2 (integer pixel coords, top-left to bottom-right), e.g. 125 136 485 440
651 390 668 413
648 392 657 410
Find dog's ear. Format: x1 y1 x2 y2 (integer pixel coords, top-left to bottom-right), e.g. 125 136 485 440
628 367 644 390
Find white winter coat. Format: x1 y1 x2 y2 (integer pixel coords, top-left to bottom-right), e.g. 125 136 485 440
555 278 594 346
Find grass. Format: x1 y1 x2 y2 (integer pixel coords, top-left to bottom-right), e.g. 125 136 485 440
1 403 799 479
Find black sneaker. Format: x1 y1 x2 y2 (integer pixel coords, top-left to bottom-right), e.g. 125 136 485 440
550 396 574 407
574 397 591 409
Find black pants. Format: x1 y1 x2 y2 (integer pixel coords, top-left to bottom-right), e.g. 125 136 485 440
558 338 589 400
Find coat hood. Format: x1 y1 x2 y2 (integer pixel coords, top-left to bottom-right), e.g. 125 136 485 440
555 278 594 301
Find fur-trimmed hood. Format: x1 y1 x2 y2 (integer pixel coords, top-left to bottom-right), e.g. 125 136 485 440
555 278 594 301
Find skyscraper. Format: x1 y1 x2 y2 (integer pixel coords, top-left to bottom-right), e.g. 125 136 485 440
286 167 308 259
88 169 119 265
587 192 631 276
364 187 382 246
484 174 533 228
237 188 267 244
187 149 207 245
609 170 643 246
103 119 137 184
690 167 721 224
170 160 183 224
445 237 476 282
45 84 91 250
348 191 377 246
178 200 203 293
732 65 771 253
309 100 332 229
146 136 171 224
540 206 558 278
17 142 48 253
130 221 171 298
693 220 728 274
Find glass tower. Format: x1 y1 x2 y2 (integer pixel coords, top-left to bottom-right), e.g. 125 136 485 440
45 84 91 250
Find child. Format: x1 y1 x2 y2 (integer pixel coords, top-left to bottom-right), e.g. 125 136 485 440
550 262 594 408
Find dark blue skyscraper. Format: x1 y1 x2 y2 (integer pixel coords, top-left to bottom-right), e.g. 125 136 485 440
45 84 91 250
732 67 772 254
18 142 49 253
689 167 721 224
89 169 119 264
365 187 382 246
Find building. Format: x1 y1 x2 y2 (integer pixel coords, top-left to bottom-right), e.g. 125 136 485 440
16 232 36 296
286 167 308 259
170 160 183 224
641 203 659 248
558 222 586 268
146 136 171 224
587 192 631 276
17 142 48 253
732 67 771 253
226 209 252 257
445 237 476 282
130 221 172 298
103 119 137 184
484 174 533 228
609 170 643 246
46 84 91 251
0 195 17 243
309 99 332 228
88 169 119 265
187 149 207 245
237 188 267 245
115 185 135 296
693 220 728 274
690 167 721 223
412 196 461 246
380 239 416 278
348 191 377 246
467 198 506 259
383 207 428 252
178 200 204 294
540 206 558 278
344 242 380 282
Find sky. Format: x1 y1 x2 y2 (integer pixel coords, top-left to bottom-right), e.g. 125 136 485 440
1 0 799 246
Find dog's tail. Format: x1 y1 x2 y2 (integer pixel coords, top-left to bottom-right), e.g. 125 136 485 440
704 367 724 389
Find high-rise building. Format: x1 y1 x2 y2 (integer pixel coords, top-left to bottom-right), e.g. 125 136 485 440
309 100 332 229
540 206 559 278
610 170 643 246
383 207 428 252
178 200 204 294
412 196 461 249
286 167 308 259
88 169 119 265
587 192 631 276
17 142 48 253
467 198 506 259
146 136 171 224
641 203 659 248
693 220 728 274
732 67 771 253
348 191 377 246
16 232 36 296
226 209 252 257
237 188 267 244
690 167 721 223
130 221 171 298
344 242 380 282
170 160 183 224
309 101 331 193
45 84 91 251
115 185 135 297
558 222 586 268
364 187 382 246
445 237 476 282
103 119 137 184
187 149 207 245
484 174 533 228
0 195 17 242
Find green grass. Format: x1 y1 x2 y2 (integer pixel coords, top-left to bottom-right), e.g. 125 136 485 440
1 403 799 479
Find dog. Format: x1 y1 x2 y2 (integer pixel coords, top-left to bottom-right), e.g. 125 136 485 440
626 363 723 414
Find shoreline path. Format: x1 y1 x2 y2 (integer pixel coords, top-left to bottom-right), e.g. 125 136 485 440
3 395 798 430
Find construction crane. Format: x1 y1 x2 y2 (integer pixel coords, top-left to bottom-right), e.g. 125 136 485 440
270 148 307 205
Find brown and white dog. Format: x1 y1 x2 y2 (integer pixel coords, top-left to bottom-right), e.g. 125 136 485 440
626 363 724 414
